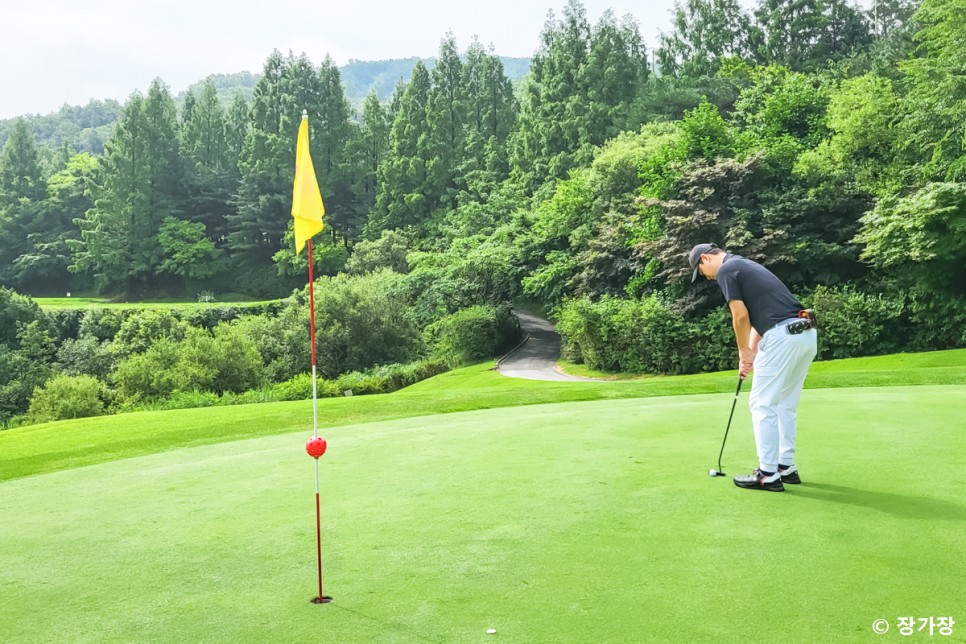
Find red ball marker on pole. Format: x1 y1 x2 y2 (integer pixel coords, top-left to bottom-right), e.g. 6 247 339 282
306 434 332 605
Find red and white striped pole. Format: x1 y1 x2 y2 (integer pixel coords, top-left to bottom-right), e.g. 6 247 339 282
304 238 331 605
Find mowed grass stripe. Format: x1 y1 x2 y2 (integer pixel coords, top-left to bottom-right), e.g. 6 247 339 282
1 387 963 642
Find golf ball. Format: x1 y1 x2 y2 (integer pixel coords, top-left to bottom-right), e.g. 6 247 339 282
486 629 497 635
709 469 717 477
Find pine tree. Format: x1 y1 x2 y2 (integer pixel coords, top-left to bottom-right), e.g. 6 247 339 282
0 120 47 287
657 0 753 78
70 80 185 294
229 51 293 268
369 61 432 235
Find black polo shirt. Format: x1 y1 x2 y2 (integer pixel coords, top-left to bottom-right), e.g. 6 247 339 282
715 254 803 335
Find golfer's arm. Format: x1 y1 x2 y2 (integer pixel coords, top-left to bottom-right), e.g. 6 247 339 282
728 300 753 355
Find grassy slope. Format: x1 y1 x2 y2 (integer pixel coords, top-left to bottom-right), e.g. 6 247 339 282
3 349 966 483
1 386 964 642
34 297 277 310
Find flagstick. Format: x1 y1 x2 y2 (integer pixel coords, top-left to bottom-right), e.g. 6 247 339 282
307 238 329 604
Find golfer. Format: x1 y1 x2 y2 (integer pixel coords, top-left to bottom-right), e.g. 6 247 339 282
689 243 817 492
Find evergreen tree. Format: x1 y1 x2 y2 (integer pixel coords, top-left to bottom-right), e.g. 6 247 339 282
462 39 517 185
182 80 228 172
0 119 47 288
657 0 753 78
752 0 873 72
509 0 646 192
426 34 468 215
0 119 45 202
13 153 96 291
70 80 185 294
224 91 250 179
229 51 293 269
369 61 433 235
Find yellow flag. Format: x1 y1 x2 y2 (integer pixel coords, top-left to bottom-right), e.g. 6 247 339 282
291 113 325 255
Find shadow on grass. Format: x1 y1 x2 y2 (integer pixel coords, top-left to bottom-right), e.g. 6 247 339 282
327 602 448 643
794 483 966 521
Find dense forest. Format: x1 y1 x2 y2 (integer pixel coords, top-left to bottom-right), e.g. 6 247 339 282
2 0 965 426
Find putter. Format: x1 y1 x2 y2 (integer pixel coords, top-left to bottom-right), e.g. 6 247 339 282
710 376 743 477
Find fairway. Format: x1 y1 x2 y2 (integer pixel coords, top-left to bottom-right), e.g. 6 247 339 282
2 386 964 642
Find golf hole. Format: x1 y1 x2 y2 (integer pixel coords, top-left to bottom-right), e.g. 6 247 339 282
310 596 334 604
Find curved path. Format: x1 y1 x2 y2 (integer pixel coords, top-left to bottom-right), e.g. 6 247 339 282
497 310 599 381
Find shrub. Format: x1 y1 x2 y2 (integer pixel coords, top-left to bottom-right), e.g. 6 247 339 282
903 289 966 352
78 308 132 342
0 288 44 348
309 270 424 377
558 295 721 375
113 309 188 357
804 285 905 360
424 305 521 367
56 336 116 380
24 374 110 423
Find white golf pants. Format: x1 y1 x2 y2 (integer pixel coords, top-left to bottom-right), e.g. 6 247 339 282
749 320 817 473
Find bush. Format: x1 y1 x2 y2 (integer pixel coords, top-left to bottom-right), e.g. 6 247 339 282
113 309 188 357
309 270 424 377
24 374 110 423
903 289 966 352
557 295 717 375
56 336 116 380
0 288 44 348
424 305 521 367
78 308 133 342
804 285 905 360
114 324 265 401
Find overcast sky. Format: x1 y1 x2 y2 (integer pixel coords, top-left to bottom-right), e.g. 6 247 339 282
3 0 868 119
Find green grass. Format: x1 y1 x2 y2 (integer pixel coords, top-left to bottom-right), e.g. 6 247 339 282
3 349 966 483
2 384 964 641
34 296 278 310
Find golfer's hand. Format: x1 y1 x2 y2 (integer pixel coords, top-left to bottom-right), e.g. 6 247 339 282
738 349 756 379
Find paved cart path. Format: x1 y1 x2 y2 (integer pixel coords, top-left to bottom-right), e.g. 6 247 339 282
497 310 599 382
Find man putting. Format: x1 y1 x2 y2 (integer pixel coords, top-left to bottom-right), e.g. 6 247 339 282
689 244 817 492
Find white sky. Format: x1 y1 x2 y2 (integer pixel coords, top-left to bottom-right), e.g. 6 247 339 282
1 0 868 119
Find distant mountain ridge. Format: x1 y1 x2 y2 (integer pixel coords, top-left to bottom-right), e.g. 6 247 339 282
0 57 531 154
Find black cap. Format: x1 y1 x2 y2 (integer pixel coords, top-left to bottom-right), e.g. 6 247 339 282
688 243 718 283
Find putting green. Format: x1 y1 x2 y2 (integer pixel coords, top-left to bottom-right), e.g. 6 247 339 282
2 386 964 642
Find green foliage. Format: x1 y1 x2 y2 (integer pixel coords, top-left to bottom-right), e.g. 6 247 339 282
558 295 707 374
114 324 264 401
344 229 411 274
57 336 115 380
897 0 966 181
0 287 44 348
112 308 188 358
509 0 648 192
657 0 753 78
24 374 110 423
157 217 225 280
804 285 905 360
424 305 520 367
854 182 966 295
309 270 424 377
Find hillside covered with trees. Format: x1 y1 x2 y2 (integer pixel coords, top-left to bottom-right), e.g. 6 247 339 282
2 0 964 426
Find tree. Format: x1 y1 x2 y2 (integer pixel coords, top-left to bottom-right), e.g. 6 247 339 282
369 61 433 235
510 1 648 192
0 119 46 288
752 0 873 72
854 182 966 296
0 119 45 202
69 80 185 294
657 0 753 78
229 51 293 270
897 0 966 181
13 153 97 291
